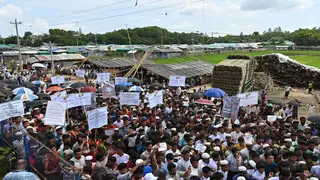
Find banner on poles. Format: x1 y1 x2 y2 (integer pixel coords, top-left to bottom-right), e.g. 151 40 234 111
75 69 85 78
88 107 108 130
44 101 67 126
168 76 186 87
102 83 116 98
115 77 128 85
0 100 25 121
147 90 163 108
51 92 93 109
237 91 259 107
221 96 240 119
119 92 140 106
51 76 65 84
97 73 110 83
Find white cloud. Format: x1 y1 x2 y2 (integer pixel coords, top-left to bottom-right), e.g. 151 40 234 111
0 4 24 21
241 0 314 12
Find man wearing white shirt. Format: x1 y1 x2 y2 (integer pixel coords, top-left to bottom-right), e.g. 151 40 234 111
190 157 201 177
199 153 217 172
209 127 220 141
70 148 86 168
165 103 173 114
251 161 266 180
113 117 124 128
240 141 253 160
218 160 229 180
230 124 242 143
113 146 130 165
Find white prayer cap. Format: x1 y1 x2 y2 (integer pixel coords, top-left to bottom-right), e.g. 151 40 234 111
309 178 319 180
114 128 119 131
213 147 221 151
204 142 211 146
263 144 270 148
144 173 158 180
238 166 247 171
135 159 144 165
245 141 253 145
237 176 246 180
85 156 93 161
234 119 240 125
140 135 146 139
26 126 33 130
55 126 63 131
202 153 210 159
220 160 228 165
298 161 306 165
248 160 256 168
171 128 177 131
225 134 231 137
64 149 73 156
285 138 292 143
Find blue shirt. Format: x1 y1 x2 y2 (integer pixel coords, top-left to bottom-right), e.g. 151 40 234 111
264 162 277 175
3 170 39 180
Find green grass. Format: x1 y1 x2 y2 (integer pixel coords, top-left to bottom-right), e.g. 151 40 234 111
154 50 320 68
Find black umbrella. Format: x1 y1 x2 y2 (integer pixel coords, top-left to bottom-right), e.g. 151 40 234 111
307 116 320 128
115 85 128 92
22 82 36 89
0 89 13 97
0 79 18 84
150 83 164 89
37 93 50 100
190 92 204 100
26 100 48 108
97 88 102 93
0 92 7 98
268 99 285 106
67 82 88 89
128 78 142 84
288 100 302 107
29 76 39 81
8 84 22 90
0 82 7 89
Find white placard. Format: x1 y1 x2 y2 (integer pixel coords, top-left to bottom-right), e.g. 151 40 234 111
148 90 163 108
97 73 110 83
119 92 140 106
237 91 259 107
267 115 278 122
0 100 25 121
88 107 108 130
51 76 65 85
50 90 67 102
115 77 128 85
51 92 92 109
169 76 186 87
195 143 207 153
75 69 85 78
44 101 67 126
158 142 167 152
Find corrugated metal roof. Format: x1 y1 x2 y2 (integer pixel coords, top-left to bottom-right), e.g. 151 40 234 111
87 58 156 68
34 54 86 61
141 60 214 79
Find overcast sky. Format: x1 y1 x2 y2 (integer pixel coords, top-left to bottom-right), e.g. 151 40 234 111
0 0 319 37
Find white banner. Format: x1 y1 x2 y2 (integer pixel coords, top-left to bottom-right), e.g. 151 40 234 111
115 77 128 85
51 92 93 109
50 90 67 102
147 90 163 108
168 76 186 87
237 91 259 107
0 100 25 121
51 76 65 84
75 69 85 78
88 107 108 130
97 73 110 83
44 101 67 126
119 92 140 106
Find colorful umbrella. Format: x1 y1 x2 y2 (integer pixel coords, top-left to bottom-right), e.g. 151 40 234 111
80 86 97 93
47 86 64 92
129 85 144 92
12 87 34 95
195 99 215 105
13 93 38 102
203 88 226 98
32 80 46 86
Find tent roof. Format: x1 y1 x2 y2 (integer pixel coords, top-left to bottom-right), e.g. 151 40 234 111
87 58 156 68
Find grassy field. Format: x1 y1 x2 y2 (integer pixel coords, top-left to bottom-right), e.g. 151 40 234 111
154 50 320 68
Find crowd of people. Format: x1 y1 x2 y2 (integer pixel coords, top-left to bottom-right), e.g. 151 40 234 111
1 67 320 180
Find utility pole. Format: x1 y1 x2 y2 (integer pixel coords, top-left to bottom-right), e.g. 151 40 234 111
95 34 98 47
49 41 54 75
10 19 22 70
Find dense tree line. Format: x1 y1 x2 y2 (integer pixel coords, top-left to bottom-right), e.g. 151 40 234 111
1 26 320 47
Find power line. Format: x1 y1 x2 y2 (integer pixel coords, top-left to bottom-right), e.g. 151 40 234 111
48 0 202 27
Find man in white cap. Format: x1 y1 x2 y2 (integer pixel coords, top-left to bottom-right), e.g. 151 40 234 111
281 138 294 152
13 131 26 159
231 166 247 180
240 141 253 160
199 153 217 173
218 160 228 180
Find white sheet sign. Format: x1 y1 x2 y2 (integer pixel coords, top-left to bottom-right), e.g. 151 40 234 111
119 92 140 106
148 90 163 108
158 142 167 152
169 76 186 87
75 69 85 78
88 107 108 130
237 91 259 107
51 76 65 84
0 100 25 121
50 90 67 102
115 77 128 85
97 73 110 83
195 143 207 153
51 92 93 109
267 115 278 122
44 101 67 126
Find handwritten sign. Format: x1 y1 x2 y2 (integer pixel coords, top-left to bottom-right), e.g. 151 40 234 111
169 76 186 87
51 76 65 85
102 83 116 98
44 101 67 126
75 69 85 78
0 100 25 121
195 143 207 153
88 107 108 130
96 73 110 83
50 90 67 102
119 92 140 106
115 77 128 85
51 92 93 109
237 91 259 107
148 90 163 108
